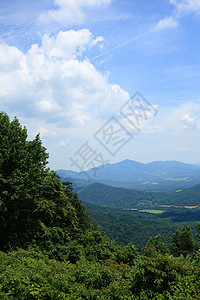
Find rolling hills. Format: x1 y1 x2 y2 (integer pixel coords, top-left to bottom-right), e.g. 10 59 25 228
157 183 200 206
78 182 200 208
78 182 157 208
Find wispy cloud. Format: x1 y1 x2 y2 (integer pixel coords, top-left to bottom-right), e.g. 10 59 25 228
163 65 200 81
57 139 69 147
140 102 200 135
170 0 200 15
90 14 181 61
39 0 111 26
177 147 191 152
153 16 179 32
90 30 152 61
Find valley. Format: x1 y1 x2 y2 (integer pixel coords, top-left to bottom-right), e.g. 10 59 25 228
58 159 200 249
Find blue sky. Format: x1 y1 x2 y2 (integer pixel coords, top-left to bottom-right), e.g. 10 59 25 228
0 0 200 170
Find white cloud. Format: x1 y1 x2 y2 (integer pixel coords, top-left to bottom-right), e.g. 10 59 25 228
170 0 200 14
168 103 200 132
140 102 200 135
180 113 197 123
0 29 129 127
33 127 56 138
177 147 191 152
57 139 69 147
39 0 111 25
39 30 103 60
0 43 24 72
153 16 179 32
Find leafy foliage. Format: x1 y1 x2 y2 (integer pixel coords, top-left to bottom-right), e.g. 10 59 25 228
170 226 197 257
0 112 110 261
85 202 199 249
0 112 48 249
0 248 200 299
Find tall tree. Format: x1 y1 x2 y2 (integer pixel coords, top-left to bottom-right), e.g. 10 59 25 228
170 226 196 257
63 181 91 231
0 112 76 252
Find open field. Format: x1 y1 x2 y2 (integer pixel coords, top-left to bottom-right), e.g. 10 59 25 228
139 209 164 214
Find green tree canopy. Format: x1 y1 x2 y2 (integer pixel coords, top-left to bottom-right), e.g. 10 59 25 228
170 226 197 257
0 112 83 256
0 112 48 249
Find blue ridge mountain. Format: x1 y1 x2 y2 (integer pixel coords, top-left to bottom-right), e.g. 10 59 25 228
56 159 200 191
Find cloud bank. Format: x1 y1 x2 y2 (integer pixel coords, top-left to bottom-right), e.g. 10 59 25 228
0 29 128 127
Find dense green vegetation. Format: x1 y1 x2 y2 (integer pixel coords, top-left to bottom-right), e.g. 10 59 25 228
0 112 114 261
78 182 200 208
85 202 200 249
78 182 157 208
1 246 200 299
1 112 200 299
79 182 200 249
157 183 200 205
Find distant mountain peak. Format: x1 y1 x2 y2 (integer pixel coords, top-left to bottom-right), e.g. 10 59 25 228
56 159 200 191
115 159 144 166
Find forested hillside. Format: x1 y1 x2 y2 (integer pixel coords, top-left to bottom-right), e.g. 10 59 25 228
157 183 200 205
85 202 200 249
78 182 157 208
0 112 200 299
78 182 200 249
78 182 200 208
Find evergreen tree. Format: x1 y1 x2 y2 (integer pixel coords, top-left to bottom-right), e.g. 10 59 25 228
63 181 91 231
0 112 77 253
0 113 49 249
170 226 196 257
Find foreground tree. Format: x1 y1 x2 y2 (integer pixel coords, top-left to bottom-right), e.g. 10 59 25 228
0 112 117 261
0 113 80 255
0 113 49 249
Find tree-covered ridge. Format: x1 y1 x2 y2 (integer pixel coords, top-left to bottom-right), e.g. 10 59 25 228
157 183 200 205
78 181 200 208
78 182 156 208
0 112 200 299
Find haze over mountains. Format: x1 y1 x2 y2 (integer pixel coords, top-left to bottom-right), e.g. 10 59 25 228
56 159 200 191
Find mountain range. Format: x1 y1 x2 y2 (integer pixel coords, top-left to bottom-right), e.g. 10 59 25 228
56 159 200 191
